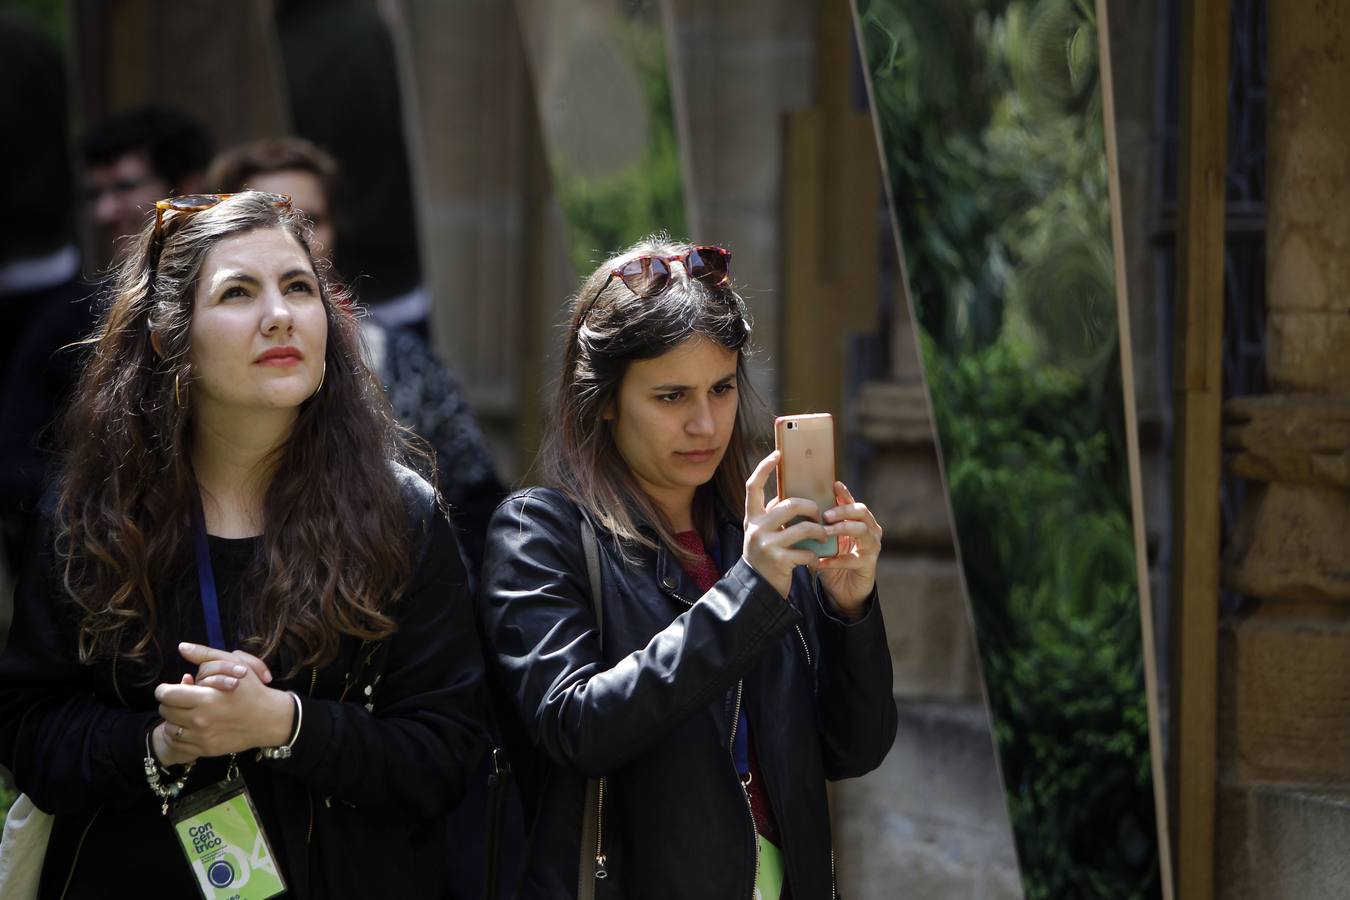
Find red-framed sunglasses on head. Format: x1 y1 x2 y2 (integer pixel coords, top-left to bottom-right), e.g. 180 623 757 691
583 245 732 320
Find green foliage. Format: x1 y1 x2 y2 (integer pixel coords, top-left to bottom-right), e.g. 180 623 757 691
554 14 688 274
926 336 1156 899
859 0 1160 896
860 0 1011 349
859 0 1114 373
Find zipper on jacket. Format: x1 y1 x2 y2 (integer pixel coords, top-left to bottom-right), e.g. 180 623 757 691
670 546 763 895
728 680 759 898
594 776 609 880
58 807 101 900
728 680 744 761
794 624 812 666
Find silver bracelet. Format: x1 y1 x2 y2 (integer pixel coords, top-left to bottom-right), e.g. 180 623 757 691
144 725 196 815
258 690 302 761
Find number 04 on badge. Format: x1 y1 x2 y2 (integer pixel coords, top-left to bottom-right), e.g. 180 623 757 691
774 413 839 558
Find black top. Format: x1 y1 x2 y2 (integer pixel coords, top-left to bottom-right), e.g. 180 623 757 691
0 466 489 899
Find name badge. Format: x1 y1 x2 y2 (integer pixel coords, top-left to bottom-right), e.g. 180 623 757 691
755 834 785 900
170 769 286 900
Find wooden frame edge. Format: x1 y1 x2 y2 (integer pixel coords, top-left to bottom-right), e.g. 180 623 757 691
1096 0 1176 896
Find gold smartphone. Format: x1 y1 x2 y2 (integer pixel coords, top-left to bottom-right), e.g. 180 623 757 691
774 413 839 558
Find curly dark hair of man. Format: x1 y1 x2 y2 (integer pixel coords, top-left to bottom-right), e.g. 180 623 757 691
56 191 414 679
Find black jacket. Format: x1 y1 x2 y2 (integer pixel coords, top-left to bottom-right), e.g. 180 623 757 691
0 466 488 899
478 488 898 900
0 272 99 576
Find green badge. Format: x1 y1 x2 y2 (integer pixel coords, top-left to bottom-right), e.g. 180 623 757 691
170 769 286 900
755 834 785 900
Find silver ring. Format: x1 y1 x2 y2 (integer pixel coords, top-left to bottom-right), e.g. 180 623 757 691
175 726 184 740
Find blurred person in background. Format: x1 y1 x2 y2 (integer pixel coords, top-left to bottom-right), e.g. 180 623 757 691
82 105 214 271
206 137 505 576
0 13 90 590
2 103 214 590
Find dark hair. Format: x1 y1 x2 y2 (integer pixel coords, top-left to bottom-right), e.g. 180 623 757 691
539 234 756 559
57 191 411 676
206 136 340 201
82 106 214 191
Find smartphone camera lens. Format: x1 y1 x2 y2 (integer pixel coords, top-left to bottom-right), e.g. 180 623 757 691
786 422 797 430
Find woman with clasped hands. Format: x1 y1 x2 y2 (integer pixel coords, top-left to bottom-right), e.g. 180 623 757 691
0 191 487 898
477 236 898 899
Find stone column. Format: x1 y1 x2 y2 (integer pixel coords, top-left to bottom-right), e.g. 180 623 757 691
662 0 815 409
72 0 290 277
1219 4 1350 896
1225 3 1350 602
379 0 571 479
74 0 290 142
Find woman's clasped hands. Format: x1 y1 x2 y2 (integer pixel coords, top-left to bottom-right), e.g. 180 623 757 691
151 642 295 766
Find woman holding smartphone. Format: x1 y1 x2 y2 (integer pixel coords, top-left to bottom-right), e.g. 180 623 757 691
0 191 486 898
478 236 898 899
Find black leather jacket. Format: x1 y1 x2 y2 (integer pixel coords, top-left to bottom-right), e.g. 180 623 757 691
0 466 488 899
479 488 898 899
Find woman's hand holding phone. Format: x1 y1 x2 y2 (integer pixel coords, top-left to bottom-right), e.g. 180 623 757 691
816 481 883 620
744 450 831 598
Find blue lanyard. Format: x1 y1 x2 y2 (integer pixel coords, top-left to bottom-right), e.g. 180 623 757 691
733 708 751 779
192 496 229 651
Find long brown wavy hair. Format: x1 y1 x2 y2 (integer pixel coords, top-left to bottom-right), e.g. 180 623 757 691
539 235 759 560
57 191 414 677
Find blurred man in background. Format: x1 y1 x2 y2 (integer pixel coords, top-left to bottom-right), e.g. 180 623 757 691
82 105 214 270
1 101 214 598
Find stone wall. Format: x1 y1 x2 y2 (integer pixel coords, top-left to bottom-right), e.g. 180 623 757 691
1218 4 1350 897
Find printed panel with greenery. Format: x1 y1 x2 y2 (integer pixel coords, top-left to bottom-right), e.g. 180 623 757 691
857 0 1161 897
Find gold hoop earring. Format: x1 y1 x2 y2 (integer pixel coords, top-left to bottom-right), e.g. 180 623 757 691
309 362 326 400
174 371 186 408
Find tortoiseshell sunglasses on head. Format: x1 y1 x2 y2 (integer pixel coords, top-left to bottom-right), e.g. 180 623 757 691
148 192 291 271
152 191 292 238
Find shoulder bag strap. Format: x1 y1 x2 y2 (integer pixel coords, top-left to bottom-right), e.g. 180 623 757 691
580 516 603 640
577 514 607 898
